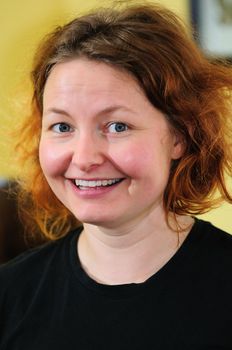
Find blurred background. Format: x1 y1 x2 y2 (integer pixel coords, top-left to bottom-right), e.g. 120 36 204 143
0 0 232 262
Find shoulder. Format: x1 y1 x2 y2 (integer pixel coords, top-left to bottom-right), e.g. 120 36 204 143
0 228 81 294
193 218 232 247
0 240 57 295
190 218 232 274
0 228 81 336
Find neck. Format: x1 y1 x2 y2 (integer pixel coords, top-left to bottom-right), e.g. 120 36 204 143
77 213 194 285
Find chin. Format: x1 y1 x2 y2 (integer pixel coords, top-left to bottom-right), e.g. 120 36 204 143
73 212 114 227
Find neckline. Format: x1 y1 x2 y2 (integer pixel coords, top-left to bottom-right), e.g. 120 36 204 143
69 218 203 298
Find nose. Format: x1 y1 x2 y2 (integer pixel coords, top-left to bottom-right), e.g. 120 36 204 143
71 132 106 172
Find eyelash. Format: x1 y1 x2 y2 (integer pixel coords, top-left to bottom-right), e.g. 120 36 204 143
50 121 130 135
106 122 129 133
51 123 73 133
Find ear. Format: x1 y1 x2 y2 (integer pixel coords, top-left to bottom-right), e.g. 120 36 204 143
171 132 185 160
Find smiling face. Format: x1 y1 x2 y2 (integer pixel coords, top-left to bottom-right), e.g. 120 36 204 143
39 59 183 229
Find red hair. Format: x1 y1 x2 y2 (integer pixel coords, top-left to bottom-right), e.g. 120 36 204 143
15 3 232 239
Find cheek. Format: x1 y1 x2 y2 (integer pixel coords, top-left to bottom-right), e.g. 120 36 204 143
39 139 70 177
109 138 173 189
109 142 156 178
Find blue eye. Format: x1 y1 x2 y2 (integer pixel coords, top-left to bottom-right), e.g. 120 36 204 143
108 122 128 133
52 123 72 133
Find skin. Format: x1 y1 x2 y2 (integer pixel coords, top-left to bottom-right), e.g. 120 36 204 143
40 58 194 285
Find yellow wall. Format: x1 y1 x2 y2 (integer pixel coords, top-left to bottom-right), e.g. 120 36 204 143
0 0 231 231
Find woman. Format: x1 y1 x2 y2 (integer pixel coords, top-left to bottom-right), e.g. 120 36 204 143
1 3 232 349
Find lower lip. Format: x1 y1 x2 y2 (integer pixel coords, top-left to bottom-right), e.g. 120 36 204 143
69 180 125 198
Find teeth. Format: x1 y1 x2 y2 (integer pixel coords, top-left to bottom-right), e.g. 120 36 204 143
74 178 121 188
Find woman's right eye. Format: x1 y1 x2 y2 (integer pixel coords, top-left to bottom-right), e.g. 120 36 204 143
52 123 72 133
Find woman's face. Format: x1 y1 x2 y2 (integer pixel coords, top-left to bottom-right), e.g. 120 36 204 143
39 59 183 229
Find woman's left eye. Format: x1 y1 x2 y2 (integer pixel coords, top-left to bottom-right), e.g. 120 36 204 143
52 123 73 133
107 122 129 133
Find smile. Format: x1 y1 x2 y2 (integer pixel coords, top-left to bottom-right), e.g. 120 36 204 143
74 178 124 189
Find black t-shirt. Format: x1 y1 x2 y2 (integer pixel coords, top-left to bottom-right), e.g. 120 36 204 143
1 218 232 349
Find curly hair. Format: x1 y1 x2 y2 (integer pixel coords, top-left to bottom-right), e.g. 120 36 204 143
16 2 232 240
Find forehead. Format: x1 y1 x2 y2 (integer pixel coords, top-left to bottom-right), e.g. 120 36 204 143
42 58 171 134
44 58 142 99
42 58 159 118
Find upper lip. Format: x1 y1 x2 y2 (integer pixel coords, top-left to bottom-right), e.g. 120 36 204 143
69 177 125 181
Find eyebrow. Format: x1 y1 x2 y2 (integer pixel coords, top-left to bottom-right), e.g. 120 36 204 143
43 108 71 117
43 105 134 118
